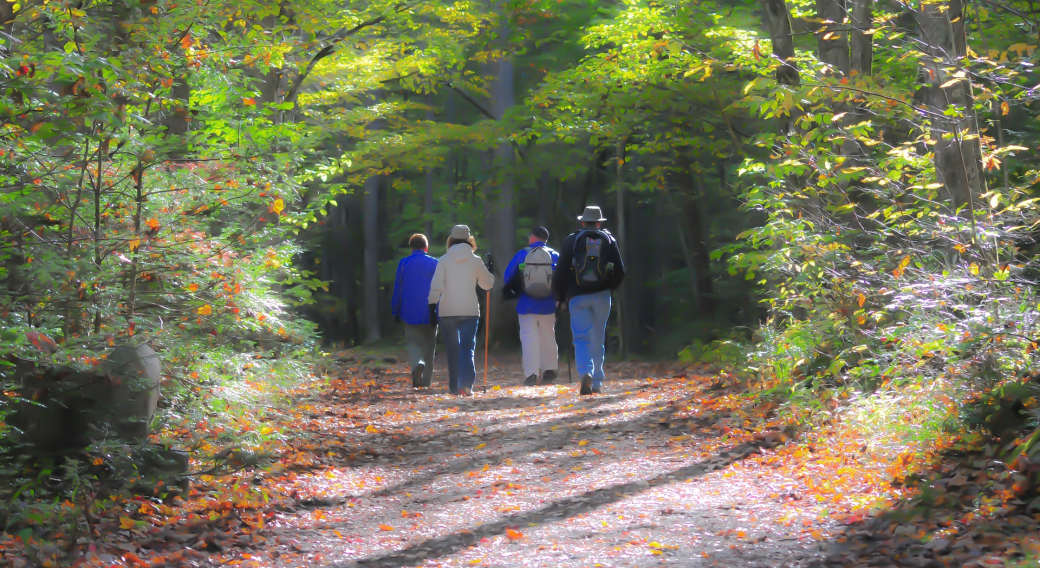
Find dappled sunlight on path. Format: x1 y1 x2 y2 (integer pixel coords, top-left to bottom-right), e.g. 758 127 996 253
245 360 841 567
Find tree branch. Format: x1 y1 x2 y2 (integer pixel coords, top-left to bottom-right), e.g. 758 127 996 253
283 0 425 104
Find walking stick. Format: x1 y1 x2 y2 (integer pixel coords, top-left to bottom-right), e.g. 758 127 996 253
483 288 490 393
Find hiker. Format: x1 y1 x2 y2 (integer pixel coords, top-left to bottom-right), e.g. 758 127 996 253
503 226 560 386
391 234 439 388
552 206 626 395
428 225 495 396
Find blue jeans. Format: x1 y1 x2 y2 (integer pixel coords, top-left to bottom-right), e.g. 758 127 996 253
569 290 611 387
440 316 479 392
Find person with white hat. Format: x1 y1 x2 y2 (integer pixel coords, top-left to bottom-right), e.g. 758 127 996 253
428 225 495 396
552 206 626 395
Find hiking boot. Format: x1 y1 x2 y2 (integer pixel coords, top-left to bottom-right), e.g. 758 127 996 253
591 385 603 394
540 370 558 385
412 363 425 388
523 374 538 386
460 387 474 397
579 374 593 395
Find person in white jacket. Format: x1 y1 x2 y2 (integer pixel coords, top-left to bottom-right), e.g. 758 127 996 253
428 225 495 396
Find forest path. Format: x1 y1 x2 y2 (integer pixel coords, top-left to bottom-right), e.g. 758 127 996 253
251 358 840 567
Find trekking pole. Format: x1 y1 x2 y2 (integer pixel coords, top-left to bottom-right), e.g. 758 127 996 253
483 288 490 394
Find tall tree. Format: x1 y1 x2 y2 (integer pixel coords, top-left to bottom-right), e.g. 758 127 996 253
916 0 984 210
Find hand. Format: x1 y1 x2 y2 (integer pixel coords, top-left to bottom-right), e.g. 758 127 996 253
556 301 566 312
428 304 439 324
483 253 494 273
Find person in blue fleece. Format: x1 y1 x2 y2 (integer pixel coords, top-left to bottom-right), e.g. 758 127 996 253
391 233 439 388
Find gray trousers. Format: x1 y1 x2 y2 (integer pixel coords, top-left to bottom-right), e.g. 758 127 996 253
405 324 437 386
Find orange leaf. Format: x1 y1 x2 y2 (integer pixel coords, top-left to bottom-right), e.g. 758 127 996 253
505 528 524 540
243 97 256 106
181 34 192 51
197 305 212 315
187 283 199 292
119 516 135 530
379 524 394 531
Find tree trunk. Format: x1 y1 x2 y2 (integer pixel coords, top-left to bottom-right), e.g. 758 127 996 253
613 140 627 357
424 95 435 238
363 174 381 342
761 0 800 89
486 55 517 344
849 0 873 75
684 176 715 316
916 0 984 210
816 0 850 75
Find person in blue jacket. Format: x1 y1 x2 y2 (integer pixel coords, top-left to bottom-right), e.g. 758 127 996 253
391 233 439 388
503 226 560 386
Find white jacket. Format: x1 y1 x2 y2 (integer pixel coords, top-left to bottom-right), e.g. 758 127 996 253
428 244 495 317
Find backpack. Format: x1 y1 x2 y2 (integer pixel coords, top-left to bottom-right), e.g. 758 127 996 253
571 230 613 289
521 246 554 298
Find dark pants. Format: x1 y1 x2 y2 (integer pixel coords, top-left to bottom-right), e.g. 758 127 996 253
404 324 437 386
440 316 479 392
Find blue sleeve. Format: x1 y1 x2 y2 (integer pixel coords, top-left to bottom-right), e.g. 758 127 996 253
391 257 405 317
503 249 527 284
550 249 560 269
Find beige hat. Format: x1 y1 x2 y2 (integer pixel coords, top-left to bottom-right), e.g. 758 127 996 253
577 206 607 222
450 225 471 240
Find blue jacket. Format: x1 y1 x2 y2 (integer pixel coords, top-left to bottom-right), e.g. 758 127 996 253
503 242 559 315
391 250 438 325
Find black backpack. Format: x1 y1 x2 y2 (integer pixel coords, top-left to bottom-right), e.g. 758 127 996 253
571 229 614 289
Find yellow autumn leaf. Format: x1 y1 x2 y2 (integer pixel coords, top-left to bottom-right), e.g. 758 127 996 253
128 239 140 252
969 263 980 276
197 304 212 315
474 443 486 450
365 425 379 433
119 516 135 530
271 198 285 215
578 440 588 446
857 293 865 308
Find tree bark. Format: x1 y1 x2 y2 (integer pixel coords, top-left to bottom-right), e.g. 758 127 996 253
486 55 517 343
424 95 435 238
761 0 800 88
816 0 850 75
614 140 627 357
684 175 715 316
363 174 382 342
849 0 873 75
916 0 984 210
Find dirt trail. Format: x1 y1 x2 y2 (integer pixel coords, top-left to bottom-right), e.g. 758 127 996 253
252 360 837 567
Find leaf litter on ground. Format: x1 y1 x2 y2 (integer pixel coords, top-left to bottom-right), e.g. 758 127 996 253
5 355 1035 567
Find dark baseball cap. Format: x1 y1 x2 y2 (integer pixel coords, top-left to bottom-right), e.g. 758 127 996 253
530 226 549 240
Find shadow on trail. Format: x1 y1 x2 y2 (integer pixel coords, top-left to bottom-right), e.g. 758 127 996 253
340 442 764 568
355 394 683 502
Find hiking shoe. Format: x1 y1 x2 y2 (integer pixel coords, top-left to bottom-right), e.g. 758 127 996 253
579 374 593 395
460 387 474 397
523 374 538 386
591 385 603 394
412 363 425 388
540 370 558 385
